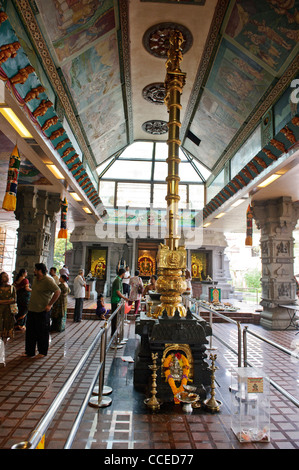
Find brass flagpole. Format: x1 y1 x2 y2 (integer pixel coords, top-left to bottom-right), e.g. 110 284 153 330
154 30 187 318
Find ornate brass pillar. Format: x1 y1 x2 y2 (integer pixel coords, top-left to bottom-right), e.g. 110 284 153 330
155 30 187 317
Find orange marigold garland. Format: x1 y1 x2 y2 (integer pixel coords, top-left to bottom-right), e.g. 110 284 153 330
163 352 190 404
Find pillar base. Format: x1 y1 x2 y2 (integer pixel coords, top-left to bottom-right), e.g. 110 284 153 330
260 305 298 330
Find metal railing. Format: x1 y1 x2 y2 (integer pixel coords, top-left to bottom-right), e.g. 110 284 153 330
12 301 126 450
243 326 299 408
12 296 299 449
190 299 242 367
232 287 261 305
191 298 299 409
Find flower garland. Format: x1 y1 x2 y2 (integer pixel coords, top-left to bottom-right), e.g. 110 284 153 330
163 352 190 404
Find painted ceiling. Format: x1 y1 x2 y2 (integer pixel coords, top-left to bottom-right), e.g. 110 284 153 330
0 0 298 217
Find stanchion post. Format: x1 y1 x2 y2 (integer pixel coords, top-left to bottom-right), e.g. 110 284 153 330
124 295 130 324
243 325 248 367
89 324 112 408
121 301 128 343
207 310 217 351
119 301 127 345
110 302 125 349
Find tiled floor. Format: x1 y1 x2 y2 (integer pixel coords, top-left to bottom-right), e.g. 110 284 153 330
0 299 298 451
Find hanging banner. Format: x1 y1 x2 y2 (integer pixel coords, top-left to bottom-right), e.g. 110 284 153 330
245 204 253 246
2 145 21 211
57 197 68 239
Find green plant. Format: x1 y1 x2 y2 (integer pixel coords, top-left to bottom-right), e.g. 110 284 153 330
244 268 261 289
53 235 72 270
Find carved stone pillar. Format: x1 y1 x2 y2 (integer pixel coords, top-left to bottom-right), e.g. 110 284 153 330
14 186 61 281
252 196 299 329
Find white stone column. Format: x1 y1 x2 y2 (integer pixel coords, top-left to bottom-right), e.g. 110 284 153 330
252 196 299 329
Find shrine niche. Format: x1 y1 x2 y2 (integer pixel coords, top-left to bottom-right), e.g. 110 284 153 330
90 249 107 279
161 343 194 382
138 253 156 277
191 251 209 280
137 241 160 277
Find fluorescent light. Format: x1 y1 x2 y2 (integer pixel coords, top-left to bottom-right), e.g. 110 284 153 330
69 191 82 202
82 206 92 214
215 212 225 219
231 199 245 208
203 222 211 227
46 164 64 179
0 107 32 138
258 174 281 188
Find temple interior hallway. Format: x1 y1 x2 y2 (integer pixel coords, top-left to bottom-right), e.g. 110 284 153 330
0 316 298 450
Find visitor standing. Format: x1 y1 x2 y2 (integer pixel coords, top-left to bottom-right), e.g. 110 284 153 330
49 267 59 284
23 263 60 357
122 266 131 296
51 274 70 332
129 270 143 315
143 274 157 296
73 269 86 322
0 272 17 340
13 269 31 331
185 269 192 296
111 268 128 336
59 265 69 280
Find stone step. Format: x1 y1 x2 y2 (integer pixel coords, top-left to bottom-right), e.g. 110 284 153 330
199 311 260 324
67 308 260 324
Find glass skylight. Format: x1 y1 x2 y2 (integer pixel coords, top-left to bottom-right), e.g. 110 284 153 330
97 141 208 210
119 141 153 159
102 159 152 180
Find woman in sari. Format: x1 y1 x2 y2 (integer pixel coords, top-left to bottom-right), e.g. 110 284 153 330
50 274 70 332
129 270 143 315
0 272 17 340
13 269 31 331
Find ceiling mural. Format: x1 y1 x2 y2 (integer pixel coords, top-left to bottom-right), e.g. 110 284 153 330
34 0 125 166
225 0 298 74
0 0 297 222
183 0 299 172
185 89 241 169
35 0 115 58
61 34 121 113
79 87 126 156
206 38 274 121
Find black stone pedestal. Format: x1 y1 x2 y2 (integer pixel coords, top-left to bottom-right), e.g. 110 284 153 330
134 309 212 403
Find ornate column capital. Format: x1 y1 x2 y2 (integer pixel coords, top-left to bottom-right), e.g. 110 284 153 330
14 187 61 277
252 196 299 234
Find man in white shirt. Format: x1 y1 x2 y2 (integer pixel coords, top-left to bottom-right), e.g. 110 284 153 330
73 269 86 322
59 265 69 280
122 266 131 296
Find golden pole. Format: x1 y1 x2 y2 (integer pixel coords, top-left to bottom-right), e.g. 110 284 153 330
164 30 186 251
154 30 187 318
